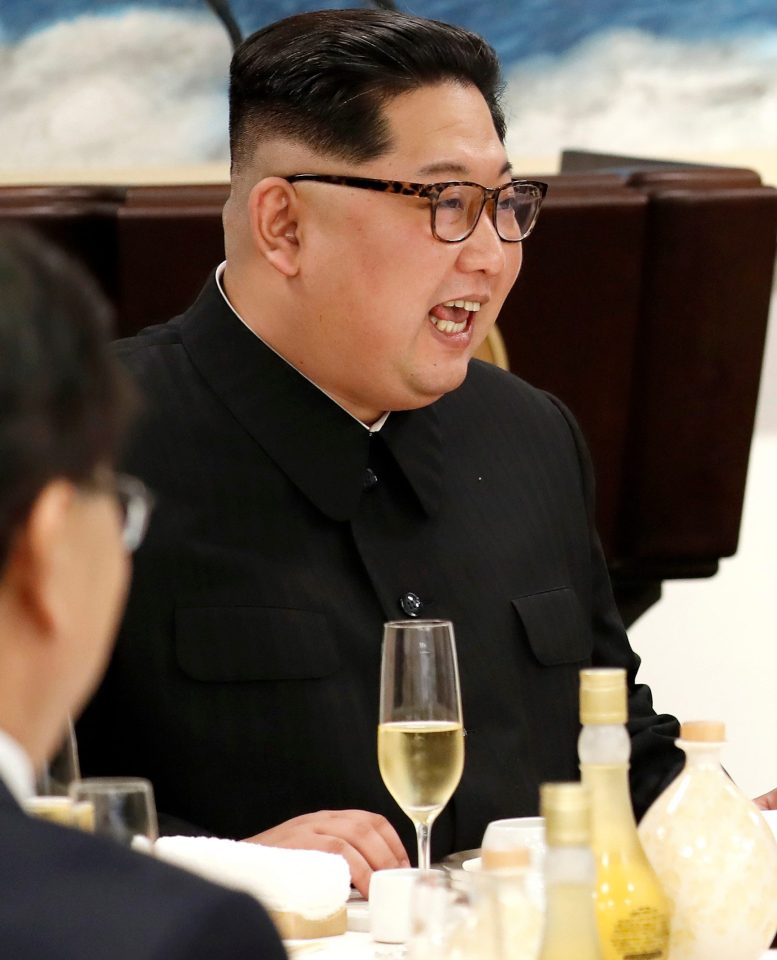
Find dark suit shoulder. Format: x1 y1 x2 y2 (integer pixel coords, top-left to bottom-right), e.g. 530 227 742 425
115 315 185 364
462 358 559 410
0 805 285 960
447 358 582 445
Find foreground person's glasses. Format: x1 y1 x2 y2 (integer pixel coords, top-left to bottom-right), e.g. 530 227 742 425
114 473 154 553
378 620 465 870
84 472 154 553
285 174 548 243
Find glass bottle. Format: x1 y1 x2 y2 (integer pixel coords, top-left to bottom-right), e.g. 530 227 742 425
639 720 777 960
538 782 602 960
482 844 543 960
579 668 670 960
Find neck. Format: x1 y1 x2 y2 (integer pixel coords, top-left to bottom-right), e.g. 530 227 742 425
0 599 65 770
221 264 388 426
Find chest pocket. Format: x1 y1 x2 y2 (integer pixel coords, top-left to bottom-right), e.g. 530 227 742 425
512 587 591 666
175 606 339 681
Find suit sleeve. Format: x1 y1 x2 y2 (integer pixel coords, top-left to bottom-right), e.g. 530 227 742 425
167 887 287 960
546 393 684 818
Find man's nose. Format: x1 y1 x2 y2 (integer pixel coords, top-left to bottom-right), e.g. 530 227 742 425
456 202 508 276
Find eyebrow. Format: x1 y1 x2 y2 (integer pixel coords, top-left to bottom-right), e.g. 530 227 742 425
415 159 514 179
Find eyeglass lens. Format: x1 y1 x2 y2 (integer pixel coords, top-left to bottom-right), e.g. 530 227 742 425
434 183 541 242
115 477 152 553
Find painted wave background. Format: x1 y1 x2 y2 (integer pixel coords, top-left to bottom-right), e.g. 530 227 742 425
1 1 776 169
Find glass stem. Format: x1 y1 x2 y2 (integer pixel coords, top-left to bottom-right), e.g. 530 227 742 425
416 821 431 870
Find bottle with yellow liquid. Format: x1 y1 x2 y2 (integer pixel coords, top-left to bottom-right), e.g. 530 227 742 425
578 668 670 960
538 782 602 960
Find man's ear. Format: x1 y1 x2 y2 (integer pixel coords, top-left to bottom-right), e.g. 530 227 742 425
7 481 75 637
247 177 301 277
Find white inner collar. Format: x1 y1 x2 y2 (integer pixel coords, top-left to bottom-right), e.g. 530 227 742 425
0 727 35 805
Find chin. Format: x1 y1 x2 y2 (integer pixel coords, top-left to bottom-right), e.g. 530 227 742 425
407 369 470 409
434 359 471 395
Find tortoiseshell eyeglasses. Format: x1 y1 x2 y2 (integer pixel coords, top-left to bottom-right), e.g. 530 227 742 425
284 174 548 243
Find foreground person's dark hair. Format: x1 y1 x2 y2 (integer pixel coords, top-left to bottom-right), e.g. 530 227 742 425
0 227 133 572
229 8 506 172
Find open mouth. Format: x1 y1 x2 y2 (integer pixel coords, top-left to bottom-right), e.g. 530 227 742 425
429 299 482 335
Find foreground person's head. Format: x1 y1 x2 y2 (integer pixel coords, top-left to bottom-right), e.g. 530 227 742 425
224 10 543 423
0 228 141 767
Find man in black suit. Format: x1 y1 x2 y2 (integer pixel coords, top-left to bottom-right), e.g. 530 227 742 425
78 9 689 896
0 229 287 958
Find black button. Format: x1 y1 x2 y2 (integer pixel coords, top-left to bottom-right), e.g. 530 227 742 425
399 592 423 617
363 467 378 490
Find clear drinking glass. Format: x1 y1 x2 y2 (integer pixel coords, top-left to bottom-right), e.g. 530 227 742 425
35 715 80 796
378 619 464 870
26 716 90 828
407 869 504 960
69 777 159 851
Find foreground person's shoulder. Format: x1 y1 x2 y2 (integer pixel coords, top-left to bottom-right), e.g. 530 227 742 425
170 882 288 959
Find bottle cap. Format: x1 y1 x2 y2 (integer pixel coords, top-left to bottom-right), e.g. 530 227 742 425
579 667 627 724
540 782 591 846
680 720 726 742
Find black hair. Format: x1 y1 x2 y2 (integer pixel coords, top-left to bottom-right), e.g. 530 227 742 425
229 8 505 172
0 227 133 573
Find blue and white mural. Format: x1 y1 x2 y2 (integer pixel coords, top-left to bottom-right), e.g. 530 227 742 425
1 1 776 169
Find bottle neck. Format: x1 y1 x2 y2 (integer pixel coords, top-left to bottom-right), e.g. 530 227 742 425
578 722 630 764
678 739 725 771
579 722 639 847
544 845 596 887
581 762 639 836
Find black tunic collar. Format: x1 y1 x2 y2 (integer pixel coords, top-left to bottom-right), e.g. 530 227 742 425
180 276 442 521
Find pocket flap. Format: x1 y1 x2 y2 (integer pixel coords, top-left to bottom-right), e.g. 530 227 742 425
175 606 339 681
512 587 591 665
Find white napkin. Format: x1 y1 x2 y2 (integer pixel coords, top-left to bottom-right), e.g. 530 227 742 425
155 835 350 920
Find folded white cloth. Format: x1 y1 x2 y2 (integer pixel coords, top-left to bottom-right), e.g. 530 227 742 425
155 835 350 920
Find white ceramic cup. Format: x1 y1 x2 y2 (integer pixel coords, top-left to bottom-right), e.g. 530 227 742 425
369 867 443 943
481 816 546 910
481 816 544 863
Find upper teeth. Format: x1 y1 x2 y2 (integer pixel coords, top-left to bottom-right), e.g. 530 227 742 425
443 299 481 312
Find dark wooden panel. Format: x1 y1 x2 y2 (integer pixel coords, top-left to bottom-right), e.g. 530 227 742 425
498 180 647 553
619 186 777 563
116 204 225 337
0 194 122 305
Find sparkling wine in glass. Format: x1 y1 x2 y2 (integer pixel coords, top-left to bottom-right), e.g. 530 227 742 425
378 619 464 870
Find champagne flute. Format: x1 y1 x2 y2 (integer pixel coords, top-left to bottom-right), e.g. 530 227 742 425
378 619 465 870
69 777 159 851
